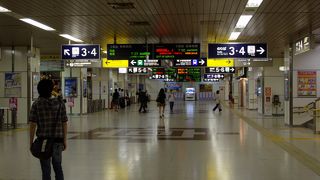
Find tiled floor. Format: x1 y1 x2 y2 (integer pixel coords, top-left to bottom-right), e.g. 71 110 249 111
1 101 320 180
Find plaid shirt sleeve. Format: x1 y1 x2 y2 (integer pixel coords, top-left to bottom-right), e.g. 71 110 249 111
60 103 68 122
29 103 38 123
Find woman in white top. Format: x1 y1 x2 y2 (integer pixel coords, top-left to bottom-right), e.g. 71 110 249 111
168 90 175 112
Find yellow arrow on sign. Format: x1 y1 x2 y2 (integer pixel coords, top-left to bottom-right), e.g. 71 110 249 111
207 59 234 67
102 58 128 68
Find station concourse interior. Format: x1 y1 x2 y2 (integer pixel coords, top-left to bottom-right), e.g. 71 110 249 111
1 0 320 179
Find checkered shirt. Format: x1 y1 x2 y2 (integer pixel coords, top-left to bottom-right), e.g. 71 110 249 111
29 97 68 138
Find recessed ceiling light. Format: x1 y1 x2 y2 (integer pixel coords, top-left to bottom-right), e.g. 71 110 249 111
59 34 83 42
0 6 11 12
20 18 55 31
229 32 241 41
235 15 253 29
246 0 263 8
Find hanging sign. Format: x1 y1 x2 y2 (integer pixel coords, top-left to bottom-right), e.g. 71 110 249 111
208 43 267 58
61 44 100 60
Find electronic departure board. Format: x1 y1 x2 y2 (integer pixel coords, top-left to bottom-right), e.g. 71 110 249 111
107 43 200 60
107 44 151 60
176 68 201 82
154 44 200 59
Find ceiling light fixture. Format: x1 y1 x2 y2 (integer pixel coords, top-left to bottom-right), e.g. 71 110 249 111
0 6 11 12
246 0 264 8
59 34 83 42
229 32 241 41
20 18 55 31
235 15 253 29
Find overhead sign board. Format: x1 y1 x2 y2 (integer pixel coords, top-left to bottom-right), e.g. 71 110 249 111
62 44 100 60
107 44 151 60
173 58 207 67
176 68 201 82
205 67 235 73
102 58 128 68
294 36 310 55
150 68 176 80
129 59 161 67
207 59 234 67
208 43 267 58
154 43 200 59
203 79 220 82
204 74 225 79
128 68 151 74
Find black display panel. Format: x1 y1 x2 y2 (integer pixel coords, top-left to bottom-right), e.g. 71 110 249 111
150 68 176 80
107 44 151 60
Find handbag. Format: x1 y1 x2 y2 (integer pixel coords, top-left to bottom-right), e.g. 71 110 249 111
31 102 61 160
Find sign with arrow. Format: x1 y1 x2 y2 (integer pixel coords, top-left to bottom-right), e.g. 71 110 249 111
208 43 267 58
102 58 128 68
205 67 235 74
204 74 225 79
129 59 161 67
62 44 100 60
173 58 207 67
207 59 234 67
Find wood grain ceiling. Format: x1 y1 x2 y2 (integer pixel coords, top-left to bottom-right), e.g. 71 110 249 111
0 0 319 57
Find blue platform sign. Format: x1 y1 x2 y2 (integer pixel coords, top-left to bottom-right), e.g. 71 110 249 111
61 44 100 60
208 43 267 58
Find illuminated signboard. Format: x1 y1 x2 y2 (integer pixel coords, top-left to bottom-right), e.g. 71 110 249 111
128 68 151 74
173 58 207 67
154 44 200 59
150 68 176 80
102 59 128 68
208 43 267 58
62 44 100 60
207 59 234 67
107 44 151 60
203 74 225 79
176 68 201 82
203 79 220 82
129 59 161 67
205 67 235 73
295 36 310 55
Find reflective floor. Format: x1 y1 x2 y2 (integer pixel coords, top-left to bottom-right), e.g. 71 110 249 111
1 101 320 180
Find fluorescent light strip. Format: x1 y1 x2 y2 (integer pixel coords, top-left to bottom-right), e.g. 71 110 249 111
246 0 263 8
235 15 253 29
0 6 11 12
20 18 55 31
229 32 241 41
59 34 83 42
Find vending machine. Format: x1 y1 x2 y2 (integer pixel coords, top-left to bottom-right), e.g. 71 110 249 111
185 87 196 101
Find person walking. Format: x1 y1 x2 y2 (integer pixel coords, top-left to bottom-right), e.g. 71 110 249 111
213 90 222 112
29 79 68 180
112 89 120 112
168 90 175 112
156 88 166 118
138 90 148 113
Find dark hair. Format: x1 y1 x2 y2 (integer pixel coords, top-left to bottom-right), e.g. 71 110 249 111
159 88 165 96
37 79 54 98
216 90 220 94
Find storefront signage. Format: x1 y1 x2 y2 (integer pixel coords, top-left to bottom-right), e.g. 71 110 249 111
102 59 128 68
207 59 234 67
208 43 267 58
173 58 207 67
62 44 100 60
205 67 235 73
294 36 310 55
203 74 225 79
129 59 161 67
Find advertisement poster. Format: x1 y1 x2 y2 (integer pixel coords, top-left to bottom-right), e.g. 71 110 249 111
297 71 316 97
32 72 40 99
64 77 78 97
9 97 18 110
83 79 87 98
5 72 22 97
199 84 213 92
264 87 272 115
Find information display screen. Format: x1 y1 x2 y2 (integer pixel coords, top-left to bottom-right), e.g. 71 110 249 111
153 44 200 59
107 44 151 60
150 68 176 80
176 68 201 82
